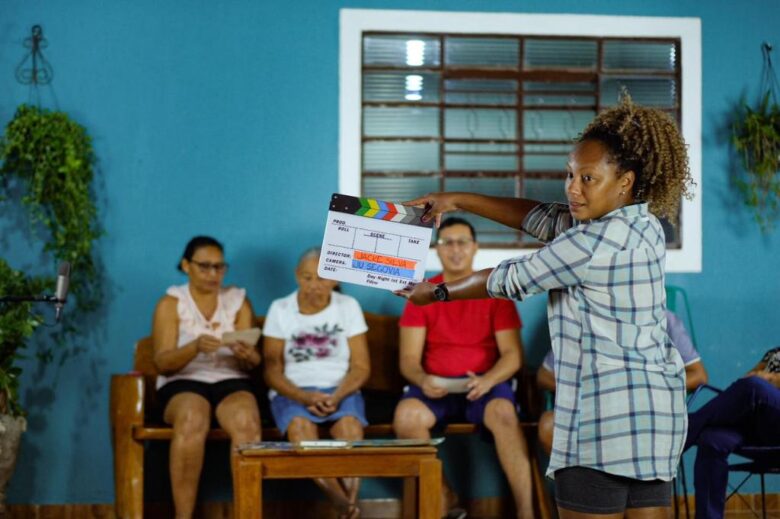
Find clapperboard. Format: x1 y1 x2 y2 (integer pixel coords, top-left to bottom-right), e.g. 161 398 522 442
318 193 434 291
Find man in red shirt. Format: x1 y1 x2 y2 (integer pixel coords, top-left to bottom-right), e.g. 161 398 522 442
392 217 533 519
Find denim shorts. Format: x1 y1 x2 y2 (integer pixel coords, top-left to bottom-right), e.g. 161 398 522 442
554 466 672 513
270 387 368 434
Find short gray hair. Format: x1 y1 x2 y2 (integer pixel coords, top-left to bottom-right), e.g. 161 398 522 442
297 246 321 266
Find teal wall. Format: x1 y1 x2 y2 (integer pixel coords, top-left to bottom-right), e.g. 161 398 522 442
2 0 780 505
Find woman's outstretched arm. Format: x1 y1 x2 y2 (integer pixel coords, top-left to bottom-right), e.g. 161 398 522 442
396 268 494 306
398 221 593 306
403 192 541 229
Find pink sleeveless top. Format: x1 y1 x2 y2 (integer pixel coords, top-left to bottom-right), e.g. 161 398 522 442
156 283 247 388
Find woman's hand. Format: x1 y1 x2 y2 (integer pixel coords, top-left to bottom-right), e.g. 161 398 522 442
322 392 343 413
302 391 337 417
230 340 262 368
195 334 222 354
402 192 462 227
394 282 437 306
314 393 343 416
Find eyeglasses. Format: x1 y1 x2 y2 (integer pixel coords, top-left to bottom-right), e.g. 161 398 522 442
436 238 475 248
190 260 229 274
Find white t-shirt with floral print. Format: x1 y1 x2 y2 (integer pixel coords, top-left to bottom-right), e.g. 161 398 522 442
263 291 368 397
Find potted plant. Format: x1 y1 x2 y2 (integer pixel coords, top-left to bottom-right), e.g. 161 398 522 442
732 91 780 232
0 104 102 508
0 261 48 510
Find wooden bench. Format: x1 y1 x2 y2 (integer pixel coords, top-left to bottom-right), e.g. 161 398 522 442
109 313 552 518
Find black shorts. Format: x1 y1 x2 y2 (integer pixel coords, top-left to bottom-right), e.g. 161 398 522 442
156 378 257 420
554 466 672 514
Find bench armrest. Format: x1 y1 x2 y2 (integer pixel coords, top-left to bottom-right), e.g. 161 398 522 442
110 373 146 430
110 373 146 518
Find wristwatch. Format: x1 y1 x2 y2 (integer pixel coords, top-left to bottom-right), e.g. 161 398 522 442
433 282 450 302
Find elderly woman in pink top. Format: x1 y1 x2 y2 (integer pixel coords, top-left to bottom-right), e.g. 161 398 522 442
152 236 261 519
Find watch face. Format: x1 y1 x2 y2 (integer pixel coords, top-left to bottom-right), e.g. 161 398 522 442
434 286 447 301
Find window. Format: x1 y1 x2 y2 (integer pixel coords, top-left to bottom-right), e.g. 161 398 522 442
340 10 701 272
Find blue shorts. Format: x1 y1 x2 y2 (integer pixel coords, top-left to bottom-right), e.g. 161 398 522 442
270 387 369 434
400 379 517 430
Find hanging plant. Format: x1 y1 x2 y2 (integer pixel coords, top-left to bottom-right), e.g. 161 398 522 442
0 104 103 416
0 104 102 312
732 43 780 232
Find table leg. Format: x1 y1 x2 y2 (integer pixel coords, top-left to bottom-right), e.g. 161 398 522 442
418 458 442 519
402 476 418 519
235 457 262 519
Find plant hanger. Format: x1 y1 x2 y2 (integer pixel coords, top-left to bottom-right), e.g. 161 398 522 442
759 42 779 104
14 25 58 109
14 25 53 86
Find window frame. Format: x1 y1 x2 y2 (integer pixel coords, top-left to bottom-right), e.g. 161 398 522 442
340 8 702 272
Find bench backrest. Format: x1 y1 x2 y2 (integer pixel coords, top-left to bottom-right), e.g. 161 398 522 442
133 312 539 422
133 313 400 377
133 313 404 418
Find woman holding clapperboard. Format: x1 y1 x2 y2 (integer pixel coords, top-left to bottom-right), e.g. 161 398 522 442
152 236 262 519
397 96 695 519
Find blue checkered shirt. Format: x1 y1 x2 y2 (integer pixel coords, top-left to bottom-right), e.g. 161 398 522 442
487 202 687 481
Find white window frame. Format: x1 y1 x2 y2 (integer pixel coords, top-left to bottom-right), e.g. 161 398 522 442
339 8 702 273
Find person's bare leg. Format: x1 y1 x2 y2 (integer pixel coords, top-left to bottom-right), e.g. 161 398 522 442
393 398 458 515
483 399 534 519
625 506 671 519
286 417 352 513
331 416 365 518
557 507 625 519
163 393 212 519
538 409 555 456
214 391 262 485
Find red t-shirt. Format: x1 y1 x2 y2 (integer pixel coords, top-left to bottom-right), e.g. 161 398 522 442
399 274 522 377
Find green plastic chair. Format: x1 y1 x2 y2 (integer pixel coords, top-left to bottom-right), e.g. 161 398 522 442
665 284 697 519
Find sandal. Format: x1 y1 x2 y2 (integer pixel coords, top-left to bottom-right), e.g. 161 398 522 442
338 503 361 519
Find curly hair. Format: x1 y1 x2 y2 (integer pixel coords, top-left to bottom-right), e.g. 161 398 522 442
578 95 695 221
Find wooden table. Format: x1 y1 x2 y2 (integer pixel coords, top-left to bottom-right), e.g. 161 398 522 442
234 446 441 519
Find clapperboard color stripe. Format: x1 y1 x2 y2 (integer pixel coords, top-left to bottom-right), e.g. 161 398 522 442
329 194 433 227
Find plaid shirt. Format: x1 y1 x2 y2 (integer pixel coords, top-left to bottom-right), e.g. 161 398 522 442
487 202 687 481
